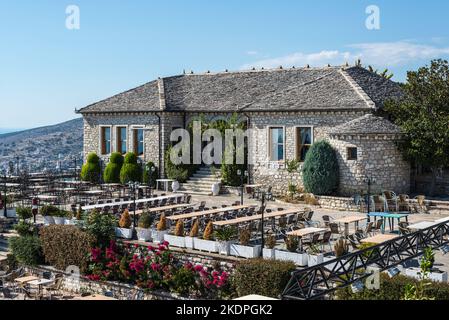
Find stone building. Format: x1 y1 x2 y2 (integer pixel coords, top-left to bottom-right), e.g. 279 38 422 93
77 65 408 196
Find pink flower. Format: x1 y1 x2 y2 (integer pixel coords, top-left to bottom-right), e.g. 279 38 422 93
151 263 161 271
134 244 139 249
147 245 155 251
91 248 102 262
88 274 101 281
194 265 204 272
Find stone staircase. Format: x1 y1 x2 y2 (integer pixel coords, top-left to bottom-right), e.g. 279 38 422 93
180 167 222 195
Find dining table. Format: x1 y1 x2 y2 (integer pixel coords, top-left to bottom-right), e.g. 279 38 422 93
213 208 305 227
287 227 328 251
334 215 367 237
167 205 254 222
360 233 399 244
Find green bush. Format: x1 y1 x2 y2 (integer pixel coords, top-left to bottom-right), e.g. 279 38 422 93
103 152 124 183
302 140 339 195
164 147 196 183
40 205 60 216
16 206 33 220
81 152 101 183
83 210 117 247
40 225 95 273
232 258 296 298
9 236 43 266
119 152 142 184
137 212 154 229
142 161 159 187
221 163 246 187
14 221 38 237
171 266 197 296
335 273 449 300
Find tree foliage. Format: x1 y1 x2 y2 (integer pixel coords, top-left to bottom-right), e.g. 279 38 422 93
119 152 142 184
384 59 449 195
302 140 339 195
103 152 124 183
81 152 101 183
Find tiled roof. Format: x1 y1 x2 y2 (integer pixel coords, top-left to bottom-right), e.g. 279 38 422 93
77 66 403 114
329 114 402 135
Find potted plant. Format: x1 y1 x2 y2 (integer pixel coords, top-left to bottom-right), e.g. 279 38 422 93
230 228 261 258
40 205 58 225
193 221 218 252
53 210 66 225
164 219 186 248
16 206 33 222
115 209 133 239
215 226 237 255
64 210 74 225
275 236 308 266
136 211 154 241
262 234 277 259
172 180 180 192
185 219 198 249
211 182 221 196
154 214 169 243
323 238 349 269
306 243 324 267
405 247 448 282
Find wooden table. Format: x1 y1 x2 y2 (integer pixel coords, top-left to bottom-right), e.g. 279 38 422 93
334 216 367 237
287 227 328 251
14 275 40 284
167 205 253 221
134 203 194 215
361 234 398 244
213 208 304 226
82 194 184 210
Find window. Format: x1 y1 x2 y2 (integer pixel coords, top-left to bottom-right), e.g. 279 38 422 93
296 127 312 161
269 127 284 161
101 127 111 155
133 128 144 156
117 127 127 154
347 147 358 160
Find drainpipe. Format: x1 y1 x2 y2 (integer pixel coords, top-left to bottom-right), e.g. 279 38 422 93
155 113 162 178
243 112 251 184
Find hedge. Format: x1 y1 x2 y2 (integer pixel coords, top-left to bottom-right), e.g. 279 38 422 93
120 152 142 184
335 273 449 300
232 258 296 298
103 152 124 183
81 152 101 183
302 140 339 195
40 225 95 273
9 235 43 266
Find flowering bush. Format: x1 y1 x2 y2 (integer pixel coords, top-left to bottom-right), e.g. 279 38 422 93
86 241 232 298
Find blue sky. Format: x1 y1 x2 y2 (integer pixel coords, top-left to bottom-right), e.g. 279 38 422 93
1 0 449 129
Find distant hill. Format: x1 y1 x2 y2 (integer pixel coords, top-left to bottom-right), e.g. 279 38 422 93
0 118 83 173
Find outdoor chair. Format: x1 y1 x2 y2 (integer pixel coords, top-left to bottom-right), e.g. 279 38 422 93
221 205 228 208
265 186 274 201
212 206 218 210
185 195 192 204
347 235 360 250
372 219 384 234
398 222 411 236
1 288 15 299
413 195 429 214
302 233 321 251
287 214 296 226
322 215 334 228
265 209 272 214
363 221 375 237
347 194 363 212
354 231 365 242
329 223 344 240
198 201 206 211
383 191 398 212
371 195 387 212
232 201 241 206
320 231 333 252
398 194 411 212
304 210 320 227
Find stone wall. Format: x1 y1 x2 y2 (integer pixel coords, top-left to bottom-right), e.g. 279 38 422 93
329 134 410 196
249 111 366 195
83 113 160 169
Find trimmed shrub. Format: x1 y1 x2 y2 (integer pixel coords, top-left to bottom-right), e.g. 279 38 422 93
157 214 167 231
118 209 132 228
203 221 214 240
138 212 154 229
302 140 339 195
14 221 38 237
103 152 124 183
164 147 196 183
221 163 246 187
142 161 159 187
16 206 33 221
84 210 117 247
40 225 95 273
40 205 60 216
9 236 43 266
81 152 101 183
232 259 296 298
120 152 142 184
335 273 449 300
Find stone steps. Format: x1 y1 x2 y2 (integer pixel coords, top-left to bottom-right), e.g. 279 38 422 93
180 166 221 195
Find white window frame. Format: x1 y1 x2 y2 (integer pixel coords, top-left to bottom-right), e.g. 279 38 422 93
294 125 314 162
99 125 112 155
267 125 286 162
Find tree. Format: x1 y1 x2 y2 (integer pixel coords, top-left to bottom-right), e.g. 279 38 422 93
384 59 449 196
119 152 142 184
302 140 339 195
80 153 101 183
367 65 394 80
103 152 124 183
285 159 300 199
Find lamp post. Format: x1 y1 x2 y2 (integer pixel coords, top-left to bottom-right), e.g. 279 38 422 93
237 169 248 205
128 181 140 237
259 191 267 257
363 176 376 219
146 164 156 198
2 171 7 218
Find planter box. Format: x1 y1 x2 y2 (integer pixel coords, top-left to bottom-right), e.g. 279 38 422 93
307 254 324 267
164 234 185 248
43 216 55 226
115 227 133 239
152 230 169 244
275 250 308 266
405 267 448 283
262 248 276 259
6 209 17 218
217 241 232 256
64 218 76 225
53 217 65 225
230 244 261 259
185 236 194 250
194 238 218 253
136 228 152 242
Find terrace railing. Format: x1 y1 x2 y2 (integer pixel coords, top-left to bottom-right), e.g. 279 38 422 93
282 221 449 300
